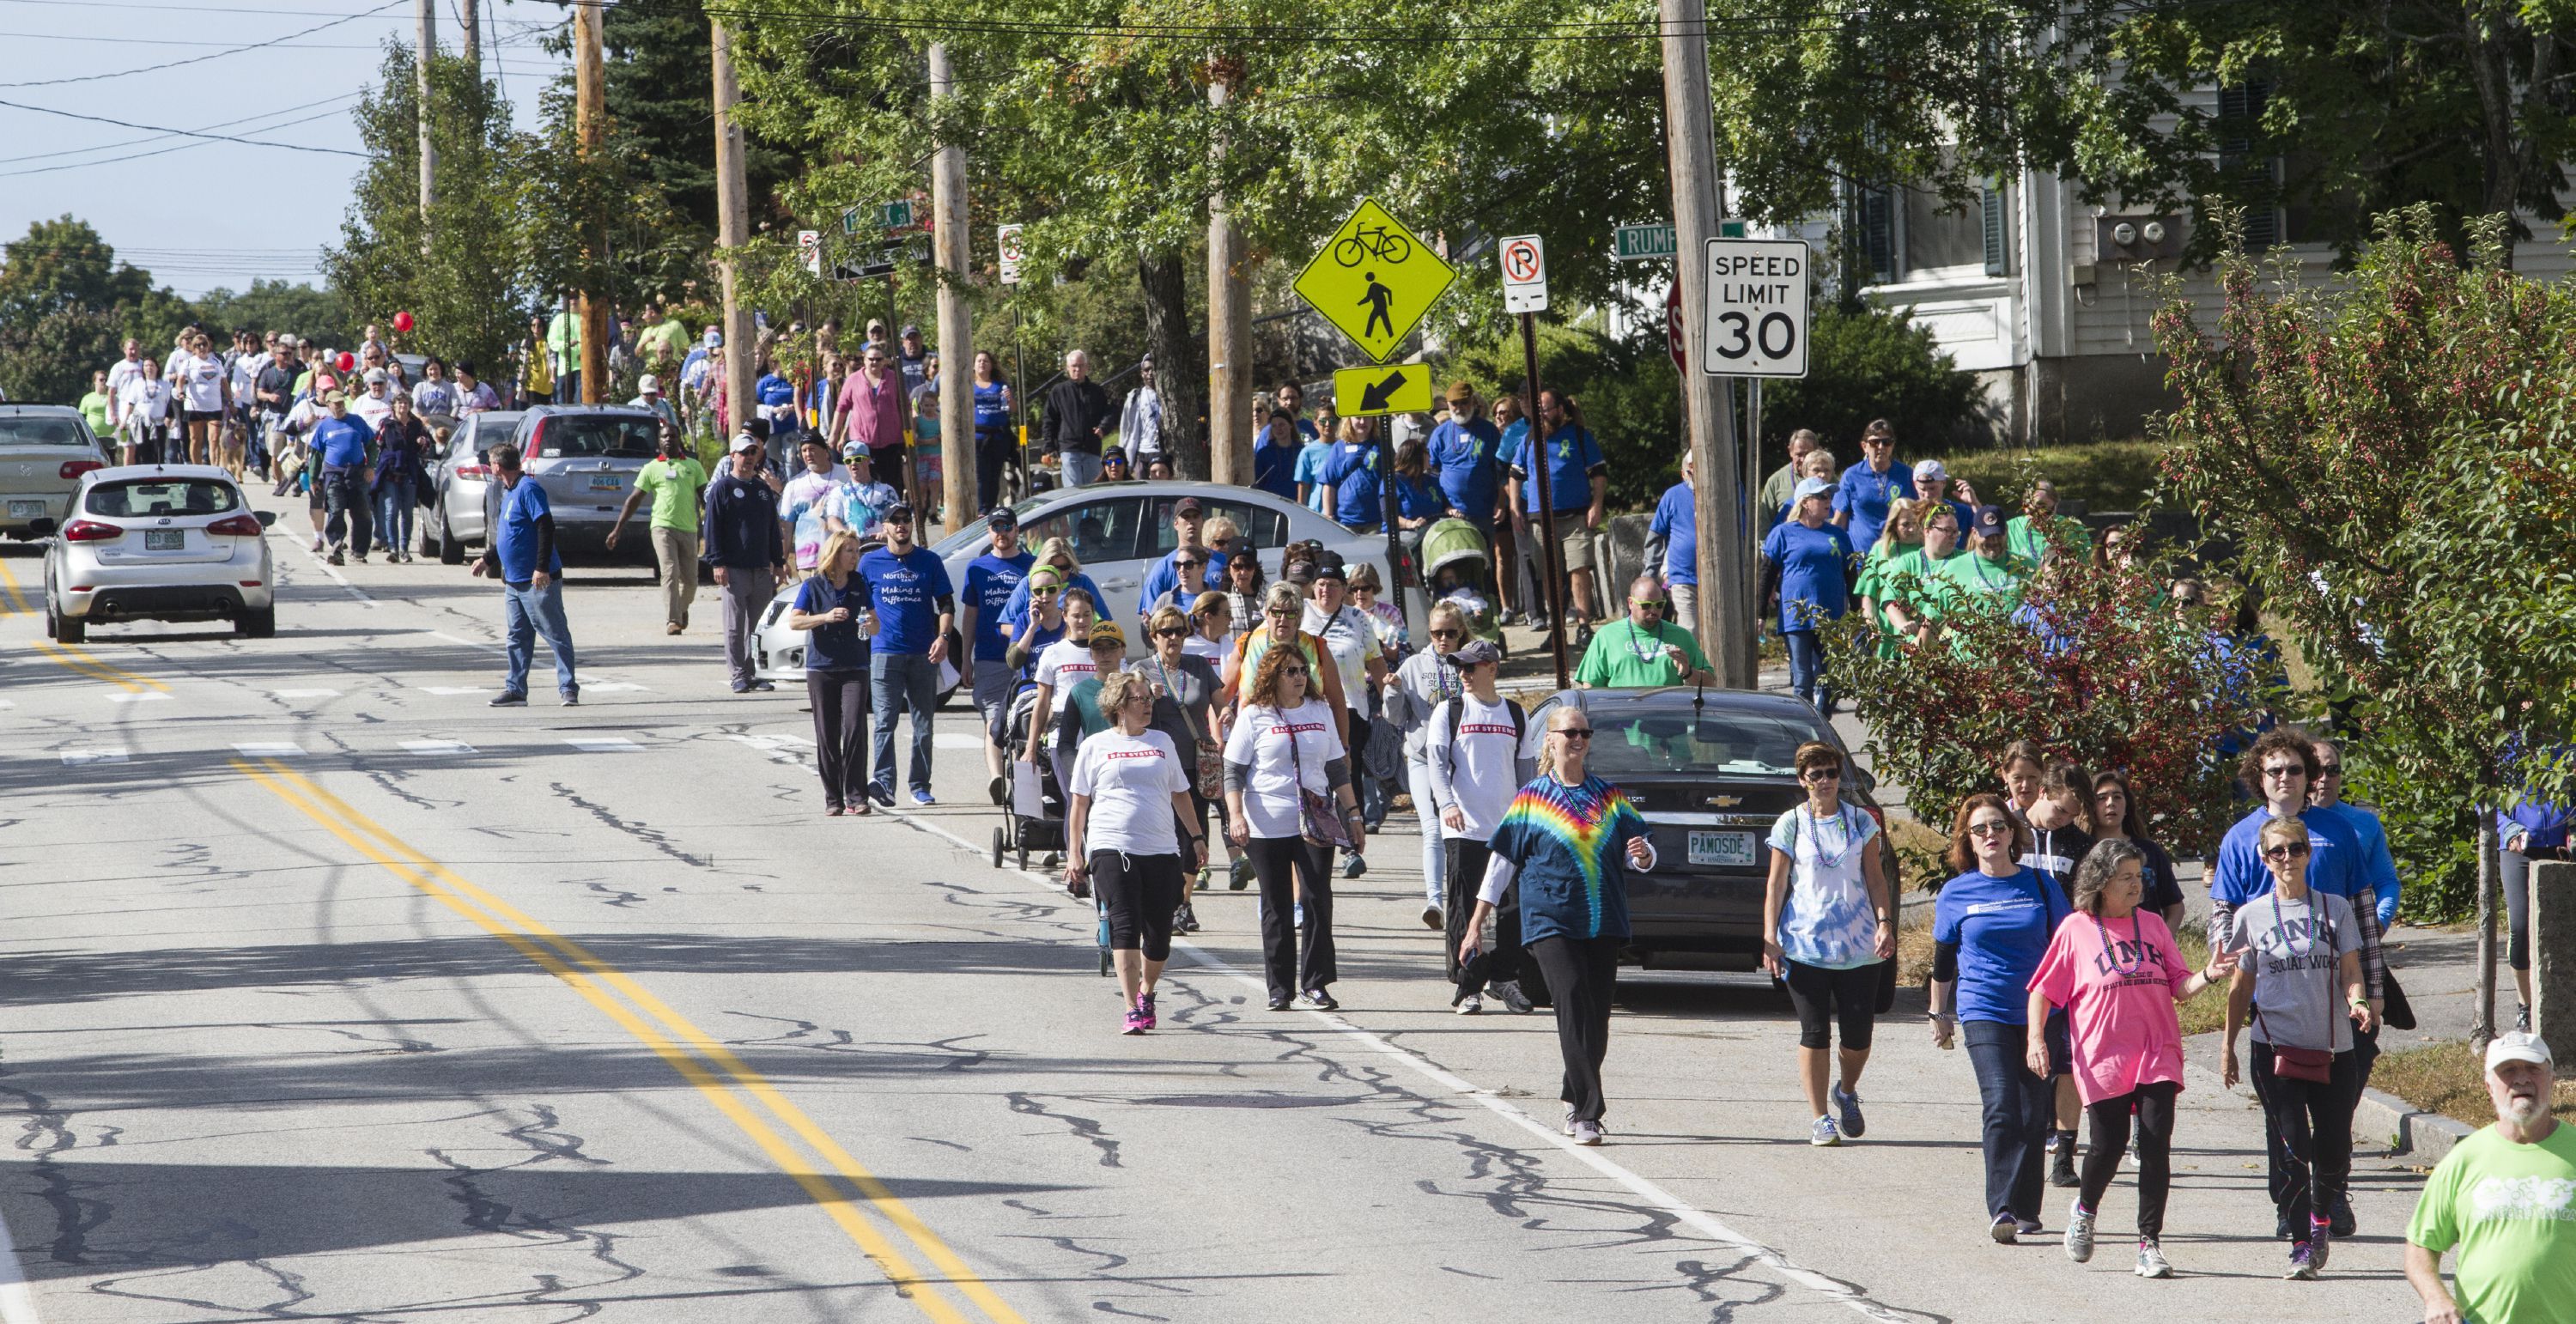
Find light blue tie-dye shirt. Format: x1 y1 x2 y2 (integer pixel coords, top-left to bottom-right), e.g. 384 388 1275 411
1766 805 1884 969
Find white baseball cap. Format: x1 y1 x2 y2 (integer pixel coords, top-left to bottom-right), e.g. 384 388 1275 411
638 374 662 394
728 434 760 454
1913 459 1948 483
2487 1031 2554 1073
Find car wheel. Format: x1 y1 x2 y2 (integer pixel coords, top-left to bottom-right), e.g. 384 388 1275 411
238 606 276 639
436 507 465 565
53 605 84 643
418 507 439 557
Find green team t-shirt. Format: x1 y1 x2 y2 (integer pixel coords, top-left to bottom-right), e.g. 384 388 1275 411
1929 548 2031 614
1879 547 1962 619
2006 513 2091 565
2406 1122 2576 1324
633 456 708 533
78 391 112 438
1574 618 1710 689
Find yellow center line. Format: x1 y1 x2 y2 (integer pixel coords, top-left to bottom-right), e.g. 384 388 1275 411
0 555 27 616
234 759 1022 1324
32 639 145 692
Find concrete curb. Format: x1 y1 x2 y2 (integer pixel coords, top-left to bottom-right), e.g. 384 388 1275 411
2190 1049 2472 1167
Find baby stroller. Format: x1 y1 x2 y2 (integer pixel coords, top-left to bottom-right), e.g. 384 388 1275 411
1420 517 1504 648
990 682 1110 975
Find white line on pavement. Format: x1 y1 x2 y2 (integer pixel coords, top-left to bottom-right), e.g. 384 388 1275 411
401 739 477 756
231 742 305 757
416 685 485 695
271 688 340 699
59 748 127 766
105 691 169 703
585 682 647 693
891 811 1921 1324
563 737 641 753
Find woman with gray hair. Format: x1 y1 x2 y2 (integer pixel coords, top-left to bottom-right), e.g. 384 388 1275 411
2025 839 2238 1278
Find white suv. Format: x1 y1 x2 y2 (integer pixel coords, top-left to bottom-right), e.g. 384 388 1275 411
41 465 276 641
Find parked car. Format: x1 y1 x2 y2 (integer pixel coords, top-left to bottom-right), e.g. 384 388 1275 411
0 404 108 541
39 465 276 641
1511 686 1900 982
749 479 1412 689
419 410 524 564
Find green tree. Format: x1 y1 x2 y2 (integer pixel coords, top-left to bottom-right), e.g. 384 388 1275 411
191 280 355 347
0 217 194 404
1758 302 1984 455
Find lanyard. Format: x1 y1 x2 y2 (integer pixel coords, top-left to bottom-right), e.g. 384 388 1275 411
2092 910 2148 975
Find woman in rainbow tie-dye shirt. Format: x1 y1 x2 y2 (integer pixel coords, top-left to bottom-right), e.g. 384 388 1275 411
1456 705 1657 1146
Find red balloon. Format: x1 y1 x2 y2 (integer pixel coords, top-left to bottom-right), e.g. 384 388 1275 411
392 311 415 332
336 352 355 373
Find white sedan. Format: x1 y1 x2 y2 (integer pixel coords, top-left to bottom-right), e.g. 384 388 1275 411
42 465 276 641
752 479 1415 686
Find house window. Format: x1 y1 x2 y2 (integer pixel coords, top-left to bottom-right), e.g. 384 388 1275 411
2218 82 2282 249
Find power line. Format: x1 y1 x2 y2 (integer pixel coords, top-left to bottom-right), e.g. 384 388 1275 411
0 89 361 164
0 29 394 48
0 0 403 89
0 96 367 155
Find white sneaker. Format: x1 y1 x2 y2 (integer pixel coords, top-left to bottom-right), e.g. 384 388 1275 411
2134 1239 2172 1278
1809 1114 1841 1147
2064 1201 2095 1263
1492 980 1534 1014
1455 993 1483 1015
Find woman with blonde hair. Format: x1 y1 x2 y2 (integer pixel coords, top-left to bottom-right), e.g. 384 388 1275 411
1853 497 1925 648
999 534 1106 623
1065 668 1204 1033
784 529 874 816
1224 641 1361 1011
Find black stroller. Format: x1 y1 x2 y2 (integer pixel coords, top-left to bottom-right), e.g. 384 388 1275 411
991 681 1066 872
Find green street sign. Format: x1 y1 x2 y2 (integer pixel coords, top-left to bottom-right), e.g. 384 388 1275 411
1614 223 1675 262
841 206 861 235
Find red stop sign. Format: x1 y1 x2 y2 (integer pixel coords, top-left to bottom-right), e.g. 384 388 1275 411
1665 282 1685 372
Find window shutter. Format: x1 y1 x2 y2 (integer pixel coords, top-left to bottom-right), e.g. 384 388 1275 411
1981 180 2008 276
2219 82 2281 249
1860 185 1896 284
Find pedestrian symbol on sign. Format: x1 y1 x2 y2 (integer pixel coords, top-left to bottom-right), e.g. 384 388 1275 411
1292 198 1455 363
1359 273 1394 339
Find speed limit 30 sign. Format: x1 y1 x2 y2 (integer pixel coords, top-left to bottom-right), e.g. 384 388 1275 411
1701 238 1809 378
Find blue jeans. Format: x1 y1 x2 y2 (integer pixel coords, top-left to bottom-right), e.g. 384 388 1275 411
1783 629 1827 712
374 477 415 553
1059 449 1103 489
1962 1017 2069 1223
870 650 939 795
502 580 578 698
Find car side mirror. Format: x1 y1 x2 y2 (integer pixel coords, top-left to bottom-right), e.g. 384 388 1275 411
27 517 54 536
255 510 277 528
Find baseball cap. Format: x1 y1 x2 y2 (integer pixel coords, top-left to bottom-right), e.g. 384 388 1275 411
2487 1031 2554 1073
900 324 920 337
884 501 914 523
1445 380 1475 404
313 374 338 392
1102 446 1129 466
1791 477 1832 505
276 333 299 349
1314 558 1348 582
1912 459 1948 483
1172 496 1204 517
638 374 662 394
1971 504 2008 537
729 434 760 454
323 389 349 405
1088 620 1127 648
363 367 389 384
1443 638 1503 668
986 507 1018 531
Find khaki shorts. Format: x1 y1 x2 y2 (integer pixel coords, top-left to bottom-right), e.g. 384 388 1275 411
1558 522 1595 571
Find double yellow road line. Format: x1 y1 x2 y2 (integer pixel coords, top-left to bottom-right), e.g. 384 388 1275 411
0 556 167 693
234 757 1026 1324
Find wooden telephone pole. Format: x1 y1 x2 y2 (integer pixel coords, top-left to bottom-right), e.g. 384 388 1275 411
573 0 608 404
415 0 434 254
1206 67 1252 485
710 18 755 434
929 42 975 531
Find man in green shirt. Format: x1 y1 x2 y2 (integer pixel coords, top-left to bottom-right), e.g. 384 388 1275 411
1929 506 2032 616
77 369 112 440
636 303 690 367
1757 428 1819 531
1879 502 1965 648
2004 478 2092 564
607 426 710 635
1575 574 1714 689
2407 1032 2575 1324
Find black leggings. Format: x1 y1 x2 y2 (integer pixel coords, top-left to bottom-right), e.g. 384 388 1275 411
2252 1042 2360 1229
1092 849 1187 960
2504 848 2536 971
807 670 870 810
1527 934 1621 1122
1781 959 1879 1050
1247 835 1334 999
975 431 1012 513
2080 1081 2178 1239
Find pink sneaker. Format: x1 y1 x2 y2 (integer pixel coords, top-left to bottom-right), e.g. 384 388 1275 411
1137 992 1157 1030
1122 1005 1148 1035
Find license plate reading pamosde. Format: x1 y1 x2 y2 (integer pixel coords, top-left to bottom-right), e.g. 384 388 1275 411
145 530 185 550
1687 829 1756 867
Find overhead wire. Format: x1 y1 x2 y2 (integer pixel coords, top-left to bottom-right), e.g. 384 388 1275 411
0 0 404 88
0 96 368 155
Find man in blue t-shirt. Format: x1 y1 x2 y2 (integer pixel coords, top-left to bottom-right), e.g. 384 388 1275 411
1832 423 1917 559
859 502 957 808
1644 451 1699 635
1507 389 1610 634
1318 420 1386 531
471 442 577 705
310 392 376 566
961 507 1036 802
1426 381 1504 534
1252 410 1303 501
2308 737 2403 927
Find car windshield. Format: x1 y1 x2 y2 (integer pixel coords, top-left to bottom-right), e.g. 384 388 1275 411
0 416 91 447
541 416 658 459
1577 707 1823 778
88 479 240 518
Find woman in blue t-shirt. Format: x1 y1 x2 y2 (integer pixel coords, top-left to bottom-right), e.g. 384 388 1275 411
1759 477 1857 714
786 530 874 816
969 350 1014 513
1930 792 2071 1242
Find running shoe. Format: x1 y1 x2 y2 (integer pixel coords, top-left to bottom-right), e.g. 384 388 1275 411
1492 981 1534 1015
2050 1140 2081 1188
1122 1006 1148 1036
1175 901 1200 933
750 679 776 692
1563 1111 1578 1136
560 691 579 707
1343 853 1367 879
1266 993 1292 1011
1832 1084 1866 1139
489 691 527 708
1571 1120 1604 1146
2328 1193 2355 1239
1136 993 1157 1030
1299 987 1338 1011
1455 992 1483 1015
2014 1217 2044 1237
911 789 938 807
326 548 345 565
1228 857 1251 890
1420 903 1443 930
2134 1239 2172 1278
2517 1002 2533 1034
2063 1201 2094 1263
866 785 896 810
2285 1232 2322 1280
1809 1115 1841 1147
1989 1214 2018 1245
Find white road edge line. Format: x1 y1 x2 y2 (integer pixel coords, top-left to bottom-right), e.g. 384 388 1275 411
0 1204 47 1324
281 531 375 605
890 812 1914 1323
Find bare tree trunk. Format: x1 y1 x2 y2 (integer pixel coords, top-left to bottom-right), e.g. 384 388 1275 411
2464 10 2524 266
1138 251 1204 477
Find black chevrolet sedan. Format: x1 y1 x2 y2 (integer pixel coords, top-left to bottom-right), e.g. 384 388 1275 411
1522 686 1902 975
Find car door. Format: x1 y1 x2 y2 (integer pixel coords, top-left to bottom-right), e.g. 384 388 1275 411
1020 494 1150 620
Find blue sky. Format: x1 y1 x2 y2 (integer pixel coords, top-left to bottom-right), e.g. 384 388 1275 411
0 0 572 299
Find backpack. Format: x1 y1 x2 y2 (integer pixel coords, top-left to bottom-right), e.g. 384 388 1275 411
1443 694 1527 750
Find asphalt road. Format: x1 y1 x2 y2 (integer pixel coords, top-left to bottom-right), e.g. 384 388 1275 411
0 495 2427 1323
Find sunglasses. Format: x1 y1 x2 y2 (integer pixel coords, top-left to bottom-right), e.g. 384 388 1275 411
2262 764 2306 780
884 514 913 524
1176 561 1204 571
1966 820 2013 837
2263 842 2312 860
1267 609 1297 619
2317 763 2343 775
1154 627 1188 638
1801 767 1841 782
1630 599 1664 610
1429 629 1461 641
1556 728 1595 741
1279 666 1309 677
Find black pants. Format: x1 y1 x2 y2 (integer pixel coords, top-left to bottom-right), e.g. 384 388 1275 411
975 430 1012 513
322 465 371 552
1248 835 1334 999
1527 933 1621 1123
806 669 870 811
1964 1016 2071 1222
1443 837 1524 989
1782 959 1880 1050
2252 1042 2360 1229
1093 849 1187 961
2081 1080 2178 1239
2262 1021 2374 1209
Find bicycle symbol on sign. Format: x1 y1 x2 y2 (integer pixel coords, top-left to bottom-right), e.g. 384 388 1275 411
1332 223 1413 268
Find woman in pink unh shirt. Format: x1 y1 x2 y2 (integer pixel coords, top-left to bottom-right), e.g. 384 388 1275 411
2024 838 2237 1279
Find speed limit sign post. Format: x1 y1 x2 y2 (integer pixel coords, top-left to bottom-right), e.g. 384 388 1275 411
1701 238 1809 378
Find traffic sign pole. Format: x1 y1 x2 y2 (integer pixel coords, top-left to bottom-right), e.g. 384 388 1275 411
1520 311 1570 692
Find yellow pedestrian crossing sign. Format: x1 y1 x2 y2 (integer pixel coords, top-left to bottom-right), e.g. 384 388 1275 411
1293 198 1455 363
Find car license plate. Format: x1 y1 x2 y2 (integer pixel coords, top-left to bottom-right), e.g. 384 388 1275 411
145 529 185 550
7 500 40 519
1686 830 1757 867
587 474 623 491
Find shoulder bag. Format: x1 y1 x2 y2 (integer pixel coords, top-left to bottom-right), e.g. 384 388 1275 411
1284 713 1356 851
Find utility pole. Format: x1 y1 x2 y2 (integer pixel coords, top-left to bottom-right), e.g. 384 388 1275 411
1662 0 1753 688
1205 65 1252 486
459 0 479 82
1520 313 1571 690
928 42 975 533
415 0 435 254
710 17 755 435
573 0 608 404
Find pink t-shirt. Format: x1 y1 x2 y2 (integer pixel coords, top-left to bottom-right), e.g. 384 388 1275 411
2027 909 2191 1104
